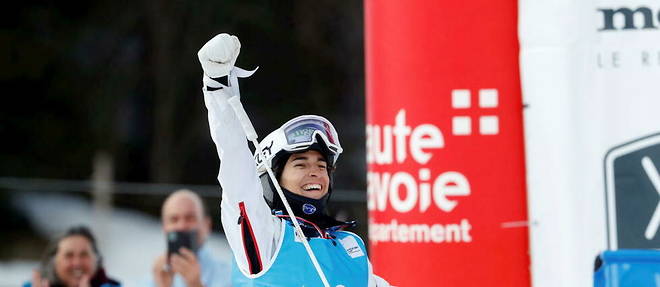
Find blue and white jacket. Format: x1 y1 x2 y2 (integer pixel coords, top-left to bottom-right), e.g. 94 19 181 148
203 84 390 287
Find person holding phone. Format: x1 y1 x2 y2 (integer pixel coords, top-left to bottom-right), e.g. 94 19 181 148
198 34 391 286
147 189 230 287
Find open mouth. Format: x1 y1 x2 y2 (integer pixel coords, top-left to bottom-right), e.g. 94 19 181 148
72 269 84 278
302 184 322 191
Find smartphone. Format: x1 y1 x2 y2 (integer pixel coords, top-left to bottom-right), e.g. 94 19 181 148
167 231 199 256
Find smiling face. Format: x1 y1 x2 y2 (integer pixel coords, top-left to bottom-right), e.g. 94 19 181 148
280 150 330 200
54 235 98 287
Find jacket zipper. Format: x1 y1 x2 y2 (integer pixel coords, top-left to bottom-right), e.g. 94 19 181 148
238 202 263 274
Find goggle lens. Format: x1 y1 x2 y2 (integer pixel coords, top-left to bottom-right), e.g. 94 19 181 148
283 119 338 146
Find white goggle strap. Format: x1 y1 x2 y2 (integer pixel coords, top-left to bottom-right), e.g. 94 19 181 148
225 68 331 287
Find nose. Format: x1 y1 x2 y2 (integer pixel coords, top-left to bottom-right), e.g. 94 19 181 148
71 255 83 268
174 220 189 231
308 166 324 177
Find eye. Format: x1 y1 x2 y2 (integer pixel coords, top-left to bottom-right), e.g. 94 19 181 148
293 161 307 168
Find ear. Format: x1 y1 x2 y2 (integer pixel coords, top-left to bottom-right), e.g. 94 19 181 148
198 215 212 243
204 215 212 233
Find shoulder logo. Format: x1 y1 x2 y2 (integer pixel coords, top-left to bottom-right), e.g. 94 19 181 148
339 236 365 258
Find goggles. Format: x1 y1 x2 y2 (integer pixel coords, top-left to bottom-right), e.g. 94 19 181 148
282 117 342 155
256 115 343 172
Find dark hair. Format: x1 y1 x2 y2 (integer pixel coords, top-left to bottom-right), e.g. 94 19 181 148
39 225 102 285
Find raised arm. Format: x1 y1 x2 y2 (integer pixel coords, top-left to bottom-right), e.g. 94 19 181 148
198 34 280 275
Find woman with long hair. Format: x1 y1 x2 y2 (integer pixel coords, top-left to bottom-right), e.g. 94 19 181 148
25 225 120 287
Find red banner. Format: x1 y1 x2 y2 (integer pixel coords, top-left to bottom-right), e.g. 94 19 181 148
364 0 530 286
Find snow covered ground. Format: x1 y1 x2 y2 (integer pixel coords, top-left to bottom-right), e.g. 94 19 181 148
1 192 232 287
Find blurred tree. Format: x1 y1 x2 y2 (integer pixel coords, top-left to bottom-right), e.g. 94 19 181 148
0 0 365 187
1 0 370 259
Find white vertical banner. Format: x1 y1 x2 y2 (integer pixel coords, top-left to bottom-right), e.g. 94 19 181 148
520 1 660 286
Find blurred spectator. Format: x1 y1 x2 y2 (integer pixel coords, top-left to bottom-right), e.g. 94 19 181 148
147 189 230 287
24 225 120 287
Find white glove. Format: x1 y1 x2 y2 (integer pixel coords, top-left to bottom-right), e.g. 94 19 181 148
198 33 241 78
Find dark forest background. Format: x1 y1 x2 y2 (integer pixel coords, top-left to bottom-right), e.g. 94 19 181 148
0 1 367 259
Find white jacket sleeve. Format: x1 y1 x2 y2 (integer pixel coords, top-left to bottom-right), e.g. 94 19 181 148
203 85 281 275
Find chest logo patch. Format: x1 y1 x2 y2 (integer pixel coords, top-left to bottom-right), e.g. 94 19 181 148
339 236 365 258
302 203 317 215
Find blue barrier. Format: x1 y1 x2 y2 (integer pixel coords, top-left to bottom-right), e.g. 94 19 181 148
594 249 660 287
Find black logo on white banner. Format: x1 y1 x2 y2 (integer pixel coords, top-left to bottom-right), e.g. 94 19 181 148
604 133 660 249
598 7 659 31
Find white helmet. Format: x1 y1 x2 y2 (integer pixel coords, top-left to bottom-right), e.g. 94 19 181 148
256 115 343 209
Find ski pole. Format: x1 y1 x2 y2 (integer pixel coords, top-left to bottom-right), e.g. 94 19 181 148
225 67 331 287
